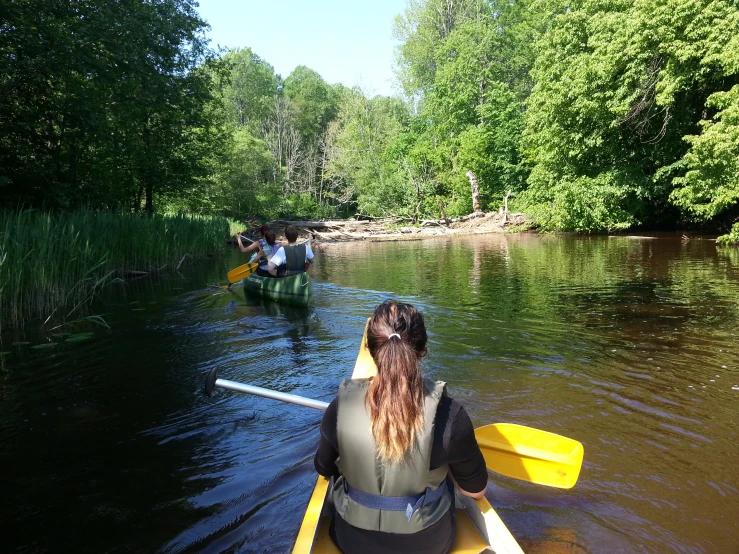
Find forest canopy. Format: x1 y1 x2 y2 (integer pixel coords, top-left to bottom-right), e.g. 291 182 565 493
1 0 738 240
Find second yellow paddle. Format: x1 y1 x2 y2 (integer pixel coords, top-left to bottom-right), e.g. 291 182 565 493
475 423 583 489
227 262 259 285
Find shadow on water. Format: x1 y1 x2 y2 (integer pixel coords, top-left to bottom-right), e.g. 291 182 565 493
1 235 738 553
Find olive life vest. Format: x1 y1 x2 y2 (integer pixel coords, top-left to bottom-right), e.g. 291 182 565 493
282 243 307 276
332 378 452 534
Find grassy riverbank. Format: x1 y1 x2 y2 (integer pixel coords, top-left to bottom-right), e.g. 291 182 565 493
0 209 239 329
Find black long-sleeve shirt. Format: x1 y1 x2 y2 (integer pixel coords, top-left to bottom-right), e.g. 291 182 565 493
313 395 488 554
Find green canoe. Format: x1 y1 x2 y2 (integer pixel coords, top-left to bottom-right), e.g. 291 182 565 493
243 272 313 307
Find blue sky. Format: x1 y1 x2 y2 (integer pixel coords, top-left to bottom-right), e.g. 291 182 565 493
196 0 407 97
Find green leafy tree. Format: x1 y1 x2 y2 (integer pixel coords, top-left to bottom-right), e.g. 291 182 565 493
393 1 540 217
521 0 739 231
283 66 339 146
220 48 281 132
324 90 410 215
670 87 739 222
394 0 483 94
0 0 222 214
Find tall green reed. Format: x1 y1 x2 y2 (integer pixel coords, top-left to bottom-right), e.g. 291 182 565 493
0 209 233 329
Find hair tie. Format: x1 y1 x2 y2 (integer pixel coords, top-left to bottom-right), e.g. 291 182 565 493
388 333 401 340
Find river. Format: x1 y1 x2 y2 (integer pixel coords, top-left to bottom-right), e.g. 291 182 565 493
1 233 737 553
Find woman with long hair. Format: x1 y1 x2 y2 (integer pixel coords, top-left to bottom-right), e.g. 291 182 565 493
237 228 282 278
315 300 487 554
265 224 314 276
236 225 270 263
254 230 284 277
235 225 282 277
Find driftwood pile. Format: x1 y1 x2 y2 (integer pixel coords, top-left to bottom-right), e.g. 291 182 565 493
232 176 527 243
236 211 527 243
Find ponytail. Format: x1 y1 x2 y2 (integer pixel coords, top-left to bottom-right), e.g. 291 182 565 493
365 300 428 463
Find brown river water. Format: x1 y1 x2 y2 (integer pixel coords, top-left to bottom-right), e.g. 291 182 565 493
1 233 737 553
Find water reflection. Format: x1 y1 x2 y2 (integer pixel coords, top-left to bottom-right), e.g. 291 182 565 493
0 234 737 553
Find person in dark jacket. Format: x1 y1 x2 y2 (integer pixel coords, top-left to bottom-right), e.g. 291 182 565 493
314 300 487 554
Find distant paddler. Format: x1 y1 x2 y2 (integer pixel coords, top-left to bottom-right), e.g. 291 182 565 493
266 225 315 277
235 225 282 277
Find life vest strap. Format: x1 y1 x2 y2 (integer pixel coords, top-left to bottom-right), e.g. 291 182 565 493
343 477 449 522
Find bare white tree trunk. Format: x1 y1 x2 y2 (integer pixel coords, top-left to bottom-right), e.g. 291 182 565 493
300 143 318 196
466 170 481 212
263 96 293 182
284 127 302 190
318 137 329 204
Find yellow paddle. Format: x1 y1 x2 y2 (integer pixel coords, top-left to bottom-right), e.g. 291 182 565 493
226 234 260 286
475 423 583 489
204 368 584 488
227 262 259 285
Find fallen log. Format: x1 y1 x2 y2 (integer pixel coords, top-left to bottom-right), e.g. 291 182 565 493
270 219 371 229
119 270 149 277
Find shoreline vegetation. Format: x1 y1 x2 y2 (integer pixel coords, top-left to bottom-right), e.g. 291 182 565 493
0 209 239 330
2 0 739 243
2 206 734 331
2 0 739 327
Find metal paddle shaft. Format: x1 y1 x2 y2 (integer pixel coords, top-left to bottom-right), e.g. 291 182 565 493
204 367 329 410
239 235 311 245
203 368 584 488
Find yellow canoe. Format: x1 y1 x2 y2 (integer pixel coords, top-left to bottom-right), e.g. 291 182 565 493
292 327 524 554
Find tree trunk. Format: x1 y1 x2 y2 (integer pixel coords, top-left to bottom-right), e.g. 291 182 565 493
466 170 481 212
145 180 154 217
436 196 451 225
135 183 144 212
404 160 424 223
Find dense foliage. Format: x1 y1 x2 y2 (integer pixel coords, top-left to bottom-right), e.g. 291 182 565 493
522 0 739 233
1 0 738 239
0 0 224 214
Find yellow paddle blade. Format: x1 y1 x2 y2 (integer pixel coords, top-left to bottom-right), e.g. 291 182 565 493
475 423 583 489
227 262 259 284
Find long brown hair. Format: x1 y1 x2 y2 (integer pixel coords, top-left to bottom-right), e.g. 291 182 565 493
365 300 428 463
